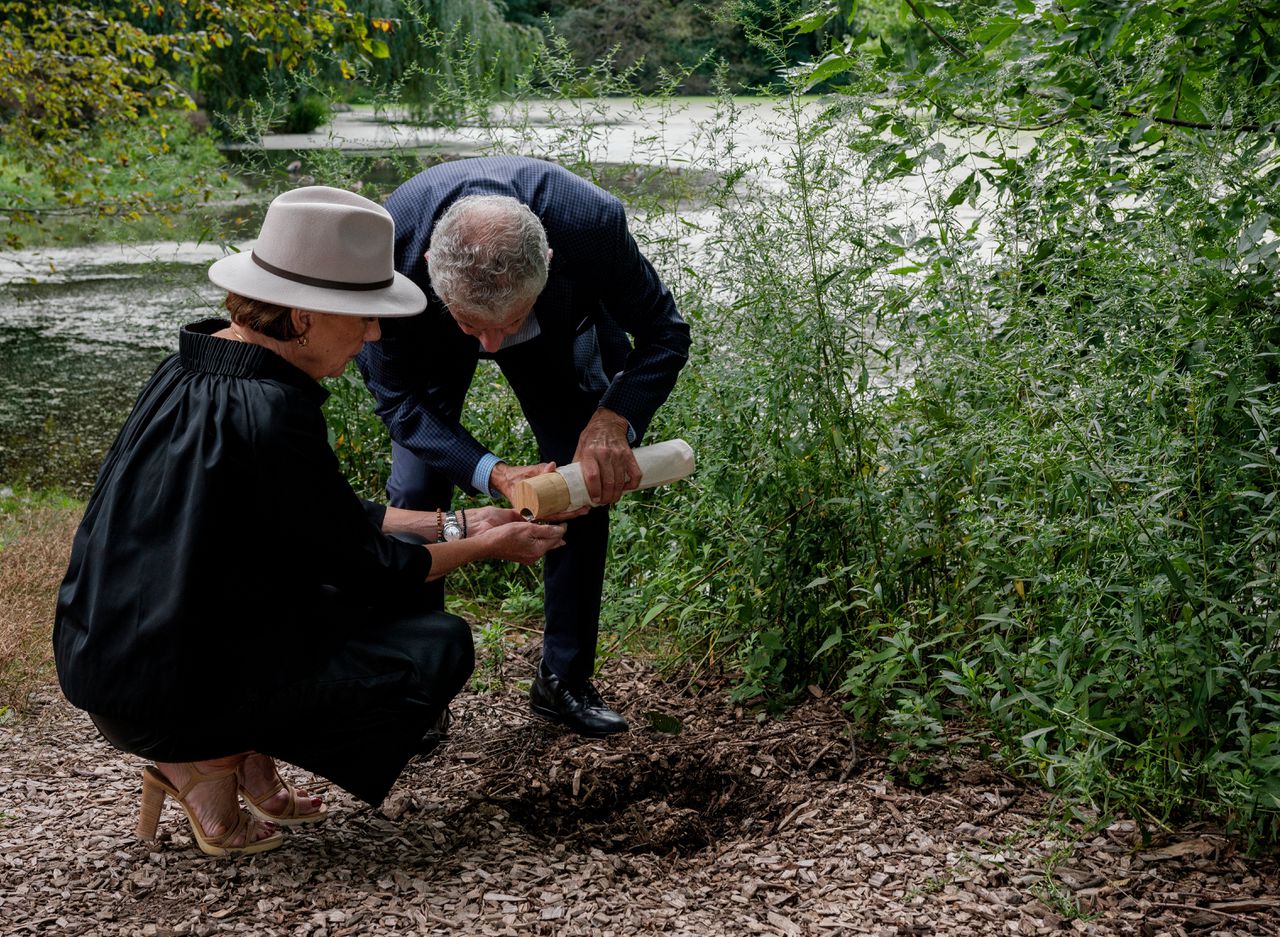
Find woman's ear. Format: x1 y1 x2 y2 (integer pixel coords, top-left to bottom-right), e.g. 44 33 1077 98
292 308 312 337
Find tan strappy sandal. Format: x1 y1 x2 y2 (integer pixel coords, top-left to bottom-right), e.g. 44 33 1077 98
137 764 284 857
240 772 329 827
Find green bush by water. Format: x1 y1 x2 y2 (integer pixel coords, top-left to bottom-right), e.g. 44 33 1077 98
0 113 243 248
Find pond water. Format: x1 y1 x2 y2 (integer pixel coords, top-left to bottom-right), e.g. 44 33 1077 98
0 97 995 495
0 250 226 493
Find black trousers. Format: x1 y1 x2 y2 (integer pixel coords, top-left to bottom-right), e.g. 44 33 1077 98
92 600 474 807
387 327 614 686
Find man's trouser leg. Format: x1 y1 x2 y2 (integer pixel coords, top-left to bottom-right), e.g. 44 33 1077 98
387 440 452 611
497 331 614 688
539 503 609 685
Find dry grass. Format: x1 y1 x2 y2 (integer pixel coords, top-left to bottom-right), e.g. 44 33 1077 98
0 495 81 714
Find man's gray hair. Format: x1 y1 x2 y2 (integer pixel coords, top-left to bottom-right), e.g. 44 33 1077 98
428 194 549 321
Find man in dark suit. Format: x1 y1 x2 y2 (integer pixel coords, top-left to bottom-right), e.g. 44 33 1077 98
357 156 690 737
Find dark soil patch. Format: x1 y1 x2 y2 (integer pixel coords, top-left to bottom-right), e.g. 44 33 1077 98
495 740 775 855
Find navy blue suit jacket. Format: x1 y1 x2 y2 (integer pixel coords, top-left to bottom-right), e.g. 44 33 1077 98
358 156 690 493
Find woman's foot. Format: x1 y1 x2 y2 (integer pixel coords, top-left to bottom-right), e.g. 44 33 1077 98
146 756 281 854
237 753 328 826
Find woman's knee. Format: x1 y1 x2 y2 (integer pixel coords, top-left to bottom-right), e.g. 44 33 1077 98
418 611 475 691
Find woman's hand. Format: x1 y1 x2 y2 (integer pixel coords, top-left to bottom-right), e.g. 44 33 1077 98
462 505 525 536
424 517 567 580
472 520 567 564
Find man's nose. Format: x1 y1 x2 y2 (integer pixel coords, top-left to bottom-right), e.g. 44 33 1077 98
478 331 504 352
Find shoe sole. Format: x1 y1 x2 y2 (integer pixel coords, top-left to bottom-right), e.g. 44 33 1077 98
529 702 628 738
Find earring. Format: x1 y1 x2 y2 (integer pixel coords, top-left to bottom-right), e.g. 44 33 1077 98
297 335 309 347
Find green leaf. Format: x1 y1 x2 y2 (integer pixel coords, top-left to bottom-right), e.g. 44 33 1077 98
787 8 834 35
812 628 845 660
945 171 977 207
643 711 683 735
803 53 855 90
975 17 1020 51
639 601 671 628
369 38 390 59
1238 213 1272 251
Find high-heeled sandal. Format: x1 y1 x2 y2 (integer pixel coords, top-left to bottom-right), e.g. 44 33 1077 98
240 768 329 827
137 764 284 857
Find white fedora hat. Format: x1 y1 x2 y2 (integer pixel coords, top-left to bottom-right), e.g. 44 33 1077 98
208 186 425 318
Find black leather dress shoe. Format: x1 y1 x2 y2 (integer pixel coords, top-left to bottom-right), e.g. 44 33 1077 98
529 660 629 737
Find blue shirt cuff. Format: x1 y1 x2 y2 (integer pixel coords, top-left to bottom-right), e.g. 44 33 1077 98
474 453 503 498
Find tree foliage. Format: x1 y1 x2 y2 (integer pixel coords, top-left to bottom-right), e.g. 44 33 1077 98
800 0 1280 133
741 0 1280 837
0 1 384 141
501 0 841 93
349 0 543 123
0 0 387 242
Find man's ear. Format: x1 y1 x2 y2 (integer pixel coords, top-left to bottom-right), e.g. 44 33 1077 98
546 248 554 265
424 250 431 267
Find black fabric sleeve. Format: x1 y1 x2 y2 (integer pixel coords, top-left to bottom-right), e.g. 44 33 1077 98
251 386 432 600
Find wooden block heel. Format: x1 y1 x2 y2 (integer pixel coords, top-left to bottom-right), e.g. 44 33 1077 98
137 768 166 839
136 764 284 857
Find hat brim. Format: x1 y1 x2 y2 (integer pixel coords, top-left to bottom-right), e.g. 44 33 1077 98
208 249 426 318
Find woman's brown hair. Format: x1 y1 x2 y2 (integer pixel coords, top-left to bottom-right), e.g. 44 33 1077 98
224 293 301 341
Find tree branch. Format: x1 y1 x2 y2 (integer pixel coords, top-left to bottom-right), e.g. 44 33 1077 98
1122 109 1263 132
901 0 968 56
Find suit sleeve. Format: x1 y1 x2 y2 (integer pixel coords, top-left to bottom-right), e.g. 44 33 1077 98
590 197 691 442
355 312 493 494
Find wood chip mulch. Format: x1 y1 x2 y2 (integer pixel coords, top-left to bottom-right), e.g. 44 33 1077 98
3 649 1278 936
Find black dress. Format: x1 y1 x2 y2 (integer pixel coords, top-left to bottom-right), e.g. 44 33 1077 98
54 319 473 805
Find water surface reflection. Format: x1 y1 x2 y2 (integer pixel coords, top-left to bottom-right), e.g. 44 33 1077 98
0 259 222 494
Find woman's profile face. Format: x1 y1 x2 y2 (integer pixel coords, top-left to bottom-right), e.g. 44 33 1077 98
297 312 381 379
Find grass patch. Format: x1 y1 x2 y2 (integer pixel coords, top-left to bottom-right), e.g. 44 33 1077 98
0 489 81 715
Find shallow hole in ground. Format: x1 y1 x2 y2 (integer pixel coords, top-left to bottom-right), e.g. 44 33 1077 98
494 746 778 856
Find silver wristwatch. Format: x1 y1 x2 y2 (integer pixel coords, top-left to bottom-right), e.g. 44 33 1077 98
442 511 464 542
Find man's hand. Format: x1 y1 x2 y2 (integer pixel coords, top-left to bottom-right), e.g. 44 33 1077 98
489 461 557 503
572 407 641 506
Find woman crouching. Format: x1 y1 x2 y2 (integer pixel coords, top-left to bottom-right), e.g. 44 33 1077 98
53 187 567 856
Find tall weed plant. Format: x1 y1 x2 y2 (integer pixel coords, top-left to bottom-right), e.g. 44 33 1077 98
315 30 1280 840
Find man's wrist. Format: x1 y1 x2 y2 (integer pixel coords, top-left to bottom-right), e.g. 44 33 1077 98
474 452 503 497
592 407 630 431
592 407 637 443
489 461 512 499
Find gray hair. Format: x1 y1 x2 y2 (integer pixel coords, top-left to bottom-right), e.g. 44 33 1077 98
427 194 549 321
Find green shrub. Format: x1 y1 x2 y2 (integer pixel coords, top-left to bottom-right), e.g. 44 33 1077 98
320 19 1280 844
281 96 331 134
0 111 241 248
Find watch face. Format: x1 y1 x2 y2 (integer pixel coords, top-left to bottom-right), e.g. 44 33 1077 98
443 514 464 541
